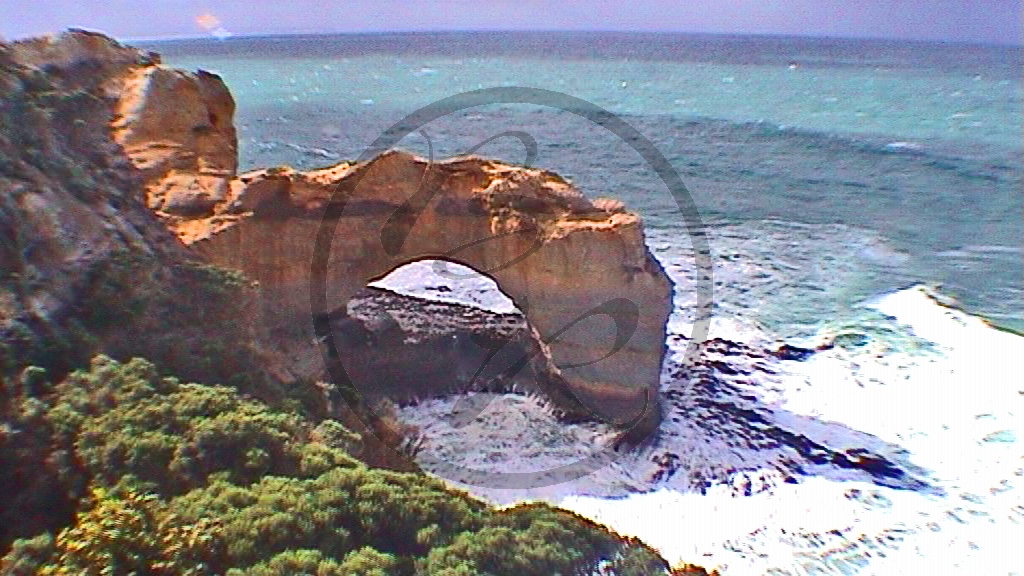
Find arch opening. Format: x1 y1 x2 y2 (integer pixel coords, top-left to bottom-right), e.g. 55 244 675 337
368 259 520 316
324 258 563 416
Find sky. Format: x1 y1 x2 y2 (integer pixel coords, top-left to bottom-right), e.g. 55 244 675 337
3 0 1021 45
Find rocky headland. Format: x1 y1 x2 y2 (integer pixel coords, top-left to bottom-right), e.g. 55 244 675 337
2 29 674 438
4 29 986 576
0 29 715 574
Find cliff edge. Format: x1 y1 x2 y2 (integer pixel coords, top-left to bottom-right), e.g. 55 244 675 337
0 30 277 396
3 30 674 437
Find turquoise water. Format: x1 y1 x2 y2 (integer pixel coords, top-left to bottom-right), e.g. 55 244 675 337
164 53 1022 149
149 32 1023 335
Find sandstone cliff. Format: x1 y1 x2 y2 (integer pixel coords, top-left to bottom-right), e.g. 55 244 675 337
169 153 674 433
0 31 276 396
2 30 674 438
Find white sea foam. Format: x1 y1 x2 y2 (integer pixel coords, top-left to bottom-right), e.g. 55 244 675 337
885 141 923 151
559 286 1024 574
382 257 1023 574
392 277 1023 573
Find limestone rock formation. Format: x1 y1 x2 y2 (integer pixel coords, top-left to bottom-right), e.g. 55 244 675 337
110 65 238 218
163 152 673 433
3 30 675 437
101 35 672 433
0 30 272 393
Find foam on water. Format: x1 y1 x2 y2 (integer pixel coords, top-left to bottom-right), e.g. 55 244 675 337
385 254 1023 574
559 286 1024 574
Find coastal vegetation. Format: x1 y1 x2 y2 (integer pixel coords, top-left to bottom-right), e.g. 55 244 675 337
0 356 706 575
0 30 717 574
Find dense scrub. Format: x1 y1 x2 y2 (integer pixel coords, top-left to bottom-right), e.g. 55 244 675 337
0 356 700 575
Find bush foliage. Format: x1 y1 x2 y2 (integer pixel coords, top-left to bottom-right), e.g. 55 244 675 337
1 356 686 575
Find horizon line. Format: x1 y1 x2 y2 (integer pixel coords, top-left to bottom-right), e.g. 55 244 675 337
12 26 1020 49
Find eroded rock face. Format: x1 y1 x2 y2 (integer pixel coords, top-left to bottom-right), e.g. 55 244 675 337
6 30 675 435
161 153 673 432
0 31 270 390
110 66 238 217
11 30 238 220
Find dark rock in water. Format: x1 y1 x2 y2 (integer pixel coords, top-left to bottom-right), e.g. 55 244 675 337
771 344 817 361
320 286 623 429
648 336 934 495
770 338 837 361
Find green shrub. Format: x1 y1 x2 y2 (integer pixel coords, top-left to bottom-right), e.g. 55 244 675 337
2 356 679 575
1 533 54 576
46 356 358 496
37 487 220 575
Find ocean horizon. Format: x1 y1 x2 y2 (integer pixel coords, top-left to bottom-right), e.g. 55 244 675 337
147 30 1022 336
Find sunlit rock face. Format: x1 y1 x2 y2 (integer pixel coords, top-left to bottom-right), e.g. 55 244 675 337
167 152 673 435
14 30 674 436
12 29 238 220
110 65 238 218
0 30 268 391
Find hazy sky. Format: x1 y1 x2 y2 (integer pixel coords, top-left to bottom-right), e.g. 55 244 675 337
3 0 1022 45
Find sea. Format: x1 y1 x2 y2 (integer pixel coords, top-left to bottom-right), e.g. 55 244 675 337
148 32 1023 575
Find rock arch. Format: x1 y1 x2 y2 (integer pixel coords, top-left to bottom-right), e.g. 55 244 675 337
191 152 671 431
101 51 674 434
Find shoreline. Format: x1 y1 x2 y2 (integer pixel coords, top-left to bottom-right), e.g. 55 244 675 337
392 283 1024 574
